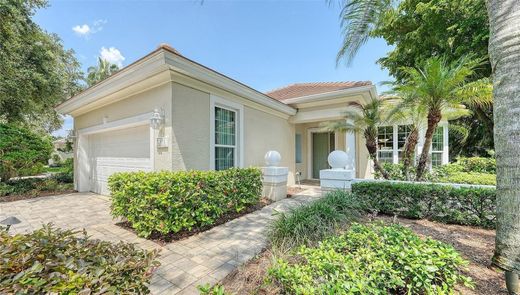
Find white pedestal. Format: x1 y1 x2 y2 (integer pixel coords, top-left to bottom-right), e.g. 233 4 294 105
261 166 288 201
319 169 354 191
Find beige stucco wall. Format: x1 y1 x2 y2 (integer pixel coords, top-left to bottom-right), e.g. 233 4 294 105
243 106 296 185
74 83 173 171
171 83 210 170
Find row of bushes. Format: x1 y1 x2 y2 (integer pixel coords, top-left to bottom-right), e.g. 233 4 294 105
0 177 73 199
352 181 496 228
0 225 159 294
109 168 263 238
376 156 497 185
269 222 473 294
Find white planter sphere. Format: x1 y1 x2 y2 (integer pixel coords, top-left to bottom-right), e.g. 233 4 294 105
328 150 349 169
265 150 282 167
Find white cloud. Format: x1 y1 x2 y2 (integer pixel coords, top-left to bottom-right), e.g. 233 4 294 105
72 19 107 38
72 24 90 36
100 47 125 67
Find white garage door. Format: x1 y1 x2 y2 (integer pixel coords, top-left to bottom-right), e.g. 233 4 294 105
89 125 152 195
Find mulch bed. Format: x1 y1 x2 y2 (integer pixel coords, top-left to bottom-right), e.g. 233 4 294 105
220 216 507 295
0 190 77 203
116 198 272 245
374 216 507 295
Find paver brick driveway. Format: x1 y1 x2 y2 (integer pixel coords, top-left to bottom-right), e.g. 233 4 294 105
0 188 322 294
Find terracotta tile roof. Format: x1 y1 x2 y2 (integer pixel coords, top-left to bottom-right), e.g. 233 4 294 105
266 81 372 101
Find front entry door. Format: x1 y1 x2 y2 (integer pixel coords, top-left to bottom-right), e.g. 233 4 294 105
312 132 335 179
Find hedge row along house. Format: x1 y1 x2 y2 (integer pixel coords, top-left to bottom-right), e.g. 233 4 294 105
56 44 449 195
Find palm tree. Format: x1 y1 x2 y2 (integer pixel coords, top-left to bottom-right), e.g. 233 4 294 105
335 0 520 290
396 56 485 180
324 98 393 179
487 0 520 290
86 57 119 87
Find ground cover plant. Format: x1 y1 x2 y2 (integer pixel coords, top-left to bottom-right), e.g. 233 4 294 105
267 190 362 252
268 223 473 294
352 181 496 228
109 168 263 239
0 224 159 294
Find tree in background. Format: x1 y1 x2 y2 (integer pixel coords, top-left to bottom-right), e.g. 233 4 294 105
336 0 493 157
325 98 393 179
0 0 83 133
86 57 120 87
334 0 520 290
0 123 53 182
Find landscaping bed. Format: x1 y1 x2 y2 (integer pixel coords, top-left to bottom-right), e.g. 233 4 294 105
116 197 271 244
219 217 505 295
0 177 75 203
109 168 264 239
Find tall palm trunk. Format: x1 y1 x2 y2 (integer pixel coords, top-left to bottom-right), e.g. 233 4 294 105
416 110 442 180
365 132 389 180
487 0 520 281
402 127 419 181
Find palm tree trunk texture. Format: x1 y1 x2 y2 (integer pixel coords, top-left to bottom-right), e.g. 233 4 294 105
416 111 441 180
402 127 419 181
487 0 520 274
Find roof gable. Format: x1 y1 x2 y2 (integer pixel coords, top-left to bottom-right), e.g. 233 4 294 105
266 81 372 101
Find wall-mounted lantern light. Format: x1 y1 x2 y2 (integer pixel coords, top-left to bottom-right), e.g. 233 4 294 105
150 108 164 129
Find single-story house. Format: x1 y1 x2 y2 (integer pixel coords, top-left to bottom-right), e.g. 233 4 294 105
56 45 449 195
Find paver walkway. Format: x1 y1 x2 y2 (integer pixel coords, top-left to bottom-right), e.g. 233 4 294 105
0 186 322 294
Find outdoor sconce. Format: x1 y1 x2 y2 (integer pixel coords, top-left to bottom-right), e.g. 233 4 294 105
1 216 21 232
150 108 164 129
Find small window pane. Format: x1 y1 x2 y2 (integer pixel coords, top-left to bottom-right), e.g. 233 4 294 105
215 147 234 170
295 134 302 163
432 126 443 151
378 126 394 163
215 107 236 146
431 152 442 166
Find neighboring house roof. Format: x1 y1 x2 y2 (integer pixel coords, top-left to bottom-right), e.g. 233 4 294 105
266 81 373 101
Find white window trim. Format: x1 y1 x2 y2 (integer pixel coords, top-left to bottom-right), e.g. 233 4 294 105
210 95 244 170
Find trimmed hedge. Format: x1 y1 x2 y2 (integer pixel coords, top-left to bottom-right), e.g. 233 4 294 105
269 223 473 294
109 168 263 238
352 181 496 228
438 171 496 186
0 225 159 294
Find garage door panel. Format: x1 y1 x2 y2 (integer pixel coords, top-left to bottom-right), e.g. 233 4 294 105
89 125 151 195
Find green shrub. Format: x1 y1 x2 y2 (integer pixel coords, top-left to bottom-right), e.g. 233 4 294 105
456 156 496 173
267 190 361 251
375 163 437 181
0 224 159 294
438 171 496 185
0 124 53 181
352 181 496 228
53 158 74 183
268 223 473 294
109 168 263 238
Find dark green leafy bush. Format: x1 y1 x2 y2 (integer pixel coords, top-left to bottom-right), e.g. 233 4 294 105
0 124 53 181
456 156 495 173
0 224 159 294
267 190 361 251
109 168 263 238
53 158 74 183
0 177 73 198
352 181 496 228
438 171 496 185
269 223 473 294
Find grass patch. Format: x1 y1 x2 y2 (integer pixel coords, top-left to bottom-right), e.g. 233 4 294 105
267 190 361 252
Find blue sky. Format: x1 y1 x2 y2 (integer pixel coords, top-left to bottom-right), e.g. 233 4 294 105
35 0 393 137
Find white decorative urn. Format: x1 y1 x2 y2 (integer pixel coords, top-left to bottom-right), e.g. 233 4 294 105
328 150 349 169
264 150 282 167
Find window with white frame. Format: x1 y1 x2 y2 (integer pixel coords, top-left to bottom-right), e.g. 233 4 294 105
397 125 413 163
214 106 237 170
377 126 394 164
431 126 444 166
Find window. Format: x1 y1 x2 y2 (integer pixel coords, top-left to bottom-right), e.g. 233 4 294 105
214 106 236 170
295 134 302 163
397 125 413 163
377 126 393 163
431 126 444 166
